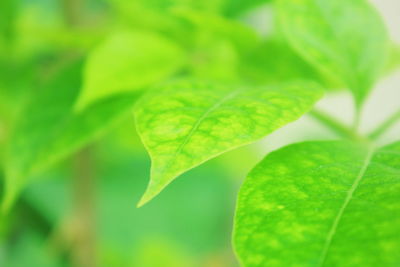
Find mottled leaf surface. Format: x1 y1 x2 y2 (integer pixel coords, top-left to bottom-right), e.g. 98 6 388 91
234 141 400 266
135 79 323 206
277 0 389 105
3 61 139 210
75 30 185 110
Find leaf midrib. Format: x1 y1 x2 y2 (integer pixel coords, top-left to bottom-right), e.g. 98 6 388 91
317 146 375 266
156 88 243 177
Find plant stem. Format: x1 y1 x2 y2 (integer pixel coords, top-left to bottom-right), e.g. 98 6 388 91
61 0 83 26
71 146 97 267
59 0 96 265
352 108 361 132
369 108 400 140
309 109 365 142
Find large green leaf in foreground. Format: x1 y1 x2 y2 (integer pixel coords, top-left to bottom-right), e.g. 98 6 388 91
3 61 139 211
135 79 323 206
234 141 400 266
75 30 185 111
277 0 389 106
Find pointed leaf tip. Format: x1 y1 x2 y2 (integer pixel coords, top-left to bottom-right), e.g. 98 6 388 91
136 190 152 208
136 178 169 208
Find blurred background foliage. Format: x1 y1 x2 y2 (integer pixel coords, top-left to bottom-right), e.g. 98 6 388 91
0 0 275 266
0 0 398 266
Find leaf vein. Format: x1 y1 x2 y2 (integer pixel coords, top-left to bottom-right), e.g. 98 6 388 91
317 146 375 266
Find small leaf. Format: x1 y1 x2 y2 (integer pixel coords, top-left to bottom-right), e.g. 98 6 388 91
135 79 323 206
277 0 389 106
234 141 400 266
3 60 139 211
75 30 185 111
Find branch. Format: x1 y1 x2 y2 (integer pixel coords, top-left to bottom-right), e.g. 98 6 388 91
71 146 97 267
369 108 400 140
309 109 366 142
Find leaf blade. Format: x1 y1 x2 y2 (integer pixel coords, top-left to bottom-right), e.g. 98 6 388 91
3 60 139 211
135 79 323 206
234 141 400 266
75 30 185 111
277 0 389 106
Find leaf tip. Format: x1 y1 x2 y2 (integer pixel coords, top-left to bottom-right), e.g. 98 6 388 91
136 175 170 208
136 188 156 208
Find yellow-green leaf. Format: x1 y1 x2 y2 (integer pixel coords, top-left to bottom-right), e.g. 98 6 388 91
234 141 400 266
135 79 323 206
75 30 185 111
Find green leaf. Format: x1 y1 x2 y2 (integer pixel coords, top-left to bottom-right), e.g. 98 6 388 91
224 0 271 17
234 141 400 266
173 8 259 52
240 38 342 89
3 60 139 211
135 79 323 206
172 8 259 81
276 0 389 106
111 0 226 13
75 30 185 111
189 37 239 81
0 0 17 41
385 43 400 74
107 1 189 46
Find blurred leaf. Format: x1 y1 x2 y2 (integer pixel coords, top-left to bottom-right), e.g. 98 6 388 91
224 0 271 17
109 0 187 42
277 0 389 107
11 6 64 61
240 38 342 88
107 0 225 47
173 8 259 52
0 0 17 42
112 0 226 13
190 37 239 81
75 30 185 111
1 231 62 267
234 141 400 266
135 79 323 205
25 137 238 266
172 8 258 81
132 238 194 267
3 60 138 211
384 43 400 74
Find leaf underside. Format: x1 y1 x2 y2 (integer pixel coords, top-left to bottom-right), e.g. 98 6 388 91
234 141 400 266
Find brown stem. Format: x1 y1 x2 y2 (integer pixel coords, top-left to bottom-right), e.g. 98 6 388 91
71 146 97 267
58 1 96 265
61 0 83 27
